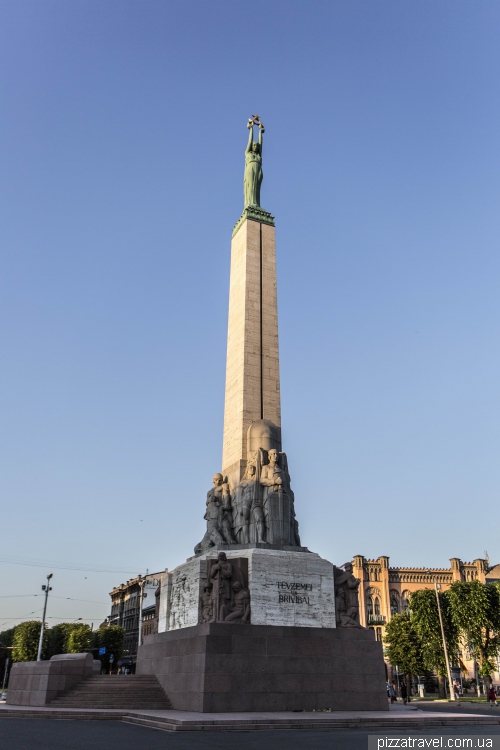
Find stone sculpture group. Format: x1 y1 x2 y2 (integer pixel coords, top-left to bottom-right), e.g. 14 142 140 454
194 440 301 555
200 552 251 624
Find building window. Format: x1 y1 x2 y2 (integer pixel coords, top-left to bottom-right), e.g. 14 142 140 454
367 597 373 618
374 597 381 616
390 596 399 615
375 627 382 641
401 591 410 611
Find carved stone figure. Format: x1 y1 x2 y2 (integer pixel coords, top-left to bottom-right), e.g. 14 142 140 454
260 448 285 496
233 461 265 544
244 116 264 208
199 584 213 624
222 581 251 624
259 448 299 546
334 563 362 628
194 473 235 555
209 552 235 622
203 554 250 624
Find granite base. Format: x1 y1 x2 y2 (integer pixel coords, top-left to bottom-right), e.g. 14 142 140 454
137 623 388 713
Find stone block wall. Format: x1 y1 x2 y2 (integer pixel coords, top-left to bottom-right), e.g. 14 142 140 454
6 652 100 706
137 623 388 712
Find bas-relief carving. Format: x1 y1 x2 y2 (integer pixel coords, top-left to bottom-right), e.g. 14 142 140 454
334 563 363 628
194 420 301 554
168 572 190 630
199 584 213 624
199 553 251 624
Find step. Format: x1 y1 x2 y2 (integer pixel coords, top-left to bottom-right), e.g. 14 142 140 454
48 673 171 710
53 685 163 695
121 714 500 733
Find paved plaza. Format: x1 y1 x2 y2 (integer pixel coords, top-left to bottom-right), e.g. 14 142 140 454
2 717 500 750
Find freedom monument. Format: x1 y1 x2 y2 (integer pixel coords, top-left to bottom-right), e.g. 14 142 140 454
136 117 387 712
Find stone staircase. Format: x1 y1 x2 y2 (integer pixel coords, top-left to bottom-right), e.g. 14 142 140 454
49 675 171 710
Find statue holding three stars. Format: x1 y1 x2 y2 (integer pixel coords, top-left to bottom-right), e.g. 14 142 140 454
244 115 265 208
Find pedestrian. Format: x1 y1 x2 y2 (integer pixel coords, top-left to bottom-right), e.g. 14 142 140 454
400 683 408 705
488 685 497 707
388 683 397 703
453 682 460 702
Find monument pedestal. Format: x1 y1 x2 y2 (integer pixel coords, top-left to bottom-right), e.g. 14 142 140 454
158 548 336 632
137 623 388 712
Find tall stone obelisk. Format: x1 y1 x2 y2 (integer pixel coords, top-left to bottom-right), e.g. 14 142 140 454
222 117 281 488
136 119 387 716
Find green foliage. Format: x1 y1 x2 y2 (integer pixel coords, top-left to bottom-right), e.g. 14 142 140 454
66 624 93 654
384 612 425 678
447 581 500 679
408 588 459 676
0 628 15 648
43 624 67 659
10 620 95 662
43 623 93 658
0 627 15 676
96 625 125 672
12 621 42 662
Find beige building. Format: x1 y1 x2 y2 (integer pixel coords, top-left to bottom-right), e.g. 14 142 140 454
109 570 166 670
352 555 500 684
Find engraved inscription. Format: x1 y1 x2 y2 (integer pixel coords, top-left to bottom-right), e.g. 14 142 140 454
276 582 312 591
276 581 313 605
278 593 311 605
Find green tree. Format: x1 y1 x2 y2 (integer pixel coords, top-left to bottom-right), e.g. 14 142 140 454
409 588 459 697
384 612 425 686
43 623 94 658
0 627 15 678
447 581 500 683
66 624 93 654
12 621 42 662
96 625 125 672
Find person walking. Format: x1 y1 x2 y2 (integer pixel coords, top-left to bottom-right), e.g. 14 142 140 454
388 683 397 703
488 685 498 707
400 682 408 705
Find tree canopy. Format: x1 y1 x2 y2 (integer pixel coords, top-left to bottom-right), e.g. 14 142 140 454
447 580 500 679
8 620 124 667
0 627 15 676
96 625 125 672
408 588 459 676
12 621 42 662
384 612 425 678
44 623 94 658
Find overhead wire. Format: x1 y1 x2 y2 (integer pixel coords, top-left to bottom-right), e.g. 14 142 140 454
0 554 138 575
0 595 108 604
0 609 44 629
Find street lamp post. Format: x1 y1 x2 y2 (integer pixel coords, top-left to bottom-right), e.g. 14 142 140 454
1 654 11 700
428 571 455 701
36 573 53 662
137 577 146 651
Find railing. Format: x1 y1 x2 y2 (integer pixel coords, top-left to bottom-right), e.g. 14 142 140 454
367 615 386 625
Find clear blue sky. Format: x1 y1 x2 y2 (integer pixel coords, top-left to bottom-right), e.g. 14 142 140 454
1 0 499 628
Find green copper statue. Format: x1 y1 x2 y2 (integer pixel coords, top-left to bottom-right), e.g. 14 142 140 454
244 115 265 208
